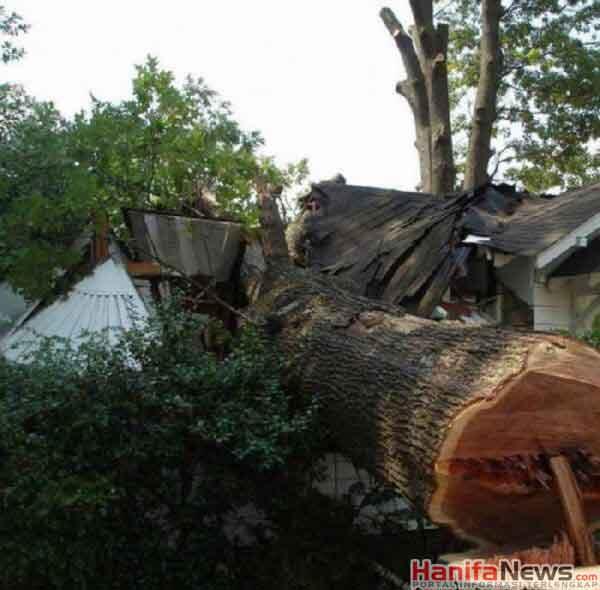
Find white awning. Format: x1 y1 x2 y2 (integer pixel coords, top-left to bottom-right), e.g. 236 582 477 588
1 256 148 363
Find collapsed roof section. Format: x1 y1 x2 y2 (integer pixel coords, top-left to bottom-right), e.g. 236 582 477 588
1 208 247 362
288 181 600 317
124 209 243 283
287 181 524 316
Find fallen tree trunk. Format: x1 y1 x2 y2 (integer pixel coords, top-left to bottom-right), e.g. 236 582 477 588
250 190 600 562
251 261 600 557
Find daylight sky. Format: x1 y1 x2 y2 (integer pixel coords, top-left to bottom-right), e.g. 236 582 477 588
5 0 419 191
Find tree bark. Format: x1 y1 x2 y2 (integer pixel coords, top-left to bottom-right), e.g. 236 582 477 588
255 193 600 557
255 262 600 556
380 8 432 193
381 4 455 194
253 264 600 554
424 23 455 194
463 0 503 189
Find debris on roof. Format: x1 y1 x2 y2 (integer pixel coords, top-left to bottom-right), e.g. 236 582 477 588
124 209 243 282
287 182 521 316
288 181 600 317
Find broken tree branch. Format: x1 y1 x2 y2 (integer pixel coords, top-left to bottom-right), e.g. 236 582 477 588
258 185 290 264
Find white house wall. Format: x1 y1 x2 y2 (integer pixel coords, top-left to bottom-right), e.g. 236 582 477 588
567 273 600 333
493 253 595 333
314 453 419 532
494 254 534 305
532 275 573 332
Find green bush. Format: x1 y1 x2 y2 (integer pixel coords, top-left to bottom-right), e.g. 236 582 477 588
0 300 324 589
0 299 404 589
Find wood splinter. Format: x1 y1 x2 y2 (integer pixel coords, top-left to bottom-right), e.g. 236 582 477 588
549 455 597 566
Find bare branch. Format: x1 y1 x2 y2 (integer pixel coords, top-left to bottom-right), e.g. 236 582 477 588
380 6 404 38
409 0 435 59
409 0 433 30
428 23 456 193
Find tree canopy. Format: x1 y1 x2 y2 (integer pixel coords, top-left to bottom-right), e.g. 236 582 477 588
0 55 307 299
0 4 28 64
381 0 599 193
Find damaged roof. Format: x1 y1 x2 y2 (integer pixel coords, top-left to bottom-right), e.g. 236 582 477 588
287 180 600 315
487 182 600 256
124 208 243 282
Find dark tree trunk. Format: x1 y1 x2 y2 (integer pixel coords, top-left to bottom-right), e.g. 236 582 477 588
251 191 600 562
251 261 600 557
381 8 432 193
381 1 504 194
381 1 455 194
464 0 503 189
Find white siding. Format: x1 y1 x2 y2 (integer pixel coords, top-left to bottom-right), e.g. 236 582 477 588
494 255 534 305
533 276 573 332
1 256 149 362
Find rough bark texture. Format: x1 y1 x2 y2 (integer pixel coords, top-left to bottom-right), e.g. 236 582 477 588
255 187 600 558
464 0 503 189
381 2 455 194
381 7 432 193
251 261 600 553
258 188 289 263
381 2 504 193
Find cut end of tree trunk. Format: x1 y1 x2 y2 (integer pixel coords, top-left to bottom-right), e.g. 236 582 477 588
258 190 600 563
429 338 600 560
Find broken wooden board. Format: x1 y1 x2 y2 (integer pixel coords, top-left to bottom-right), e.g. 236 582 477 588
550 455 597 566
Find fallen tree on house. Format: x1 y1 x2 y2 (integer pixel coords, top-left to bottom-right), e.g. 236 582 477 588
254 191 600 564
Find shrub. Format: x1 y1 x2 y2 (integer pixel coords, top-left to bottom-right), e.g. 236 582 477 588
0 299 324 589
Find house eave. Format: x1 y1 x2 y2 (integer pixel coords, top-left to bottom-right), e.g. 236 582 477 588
535 210 600 274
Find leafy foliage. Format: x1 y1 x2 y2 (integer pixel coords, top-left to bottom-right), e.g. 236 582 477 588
0 300 406 589
0 57 308 299
440 0 600 191
71 57 308 223
0 4 28 64
580 314 600 348
0 99 94 297
0 301 302 588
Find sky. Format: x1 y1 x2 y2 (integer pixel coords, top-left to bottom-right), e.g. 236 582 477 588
5 0 419 191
